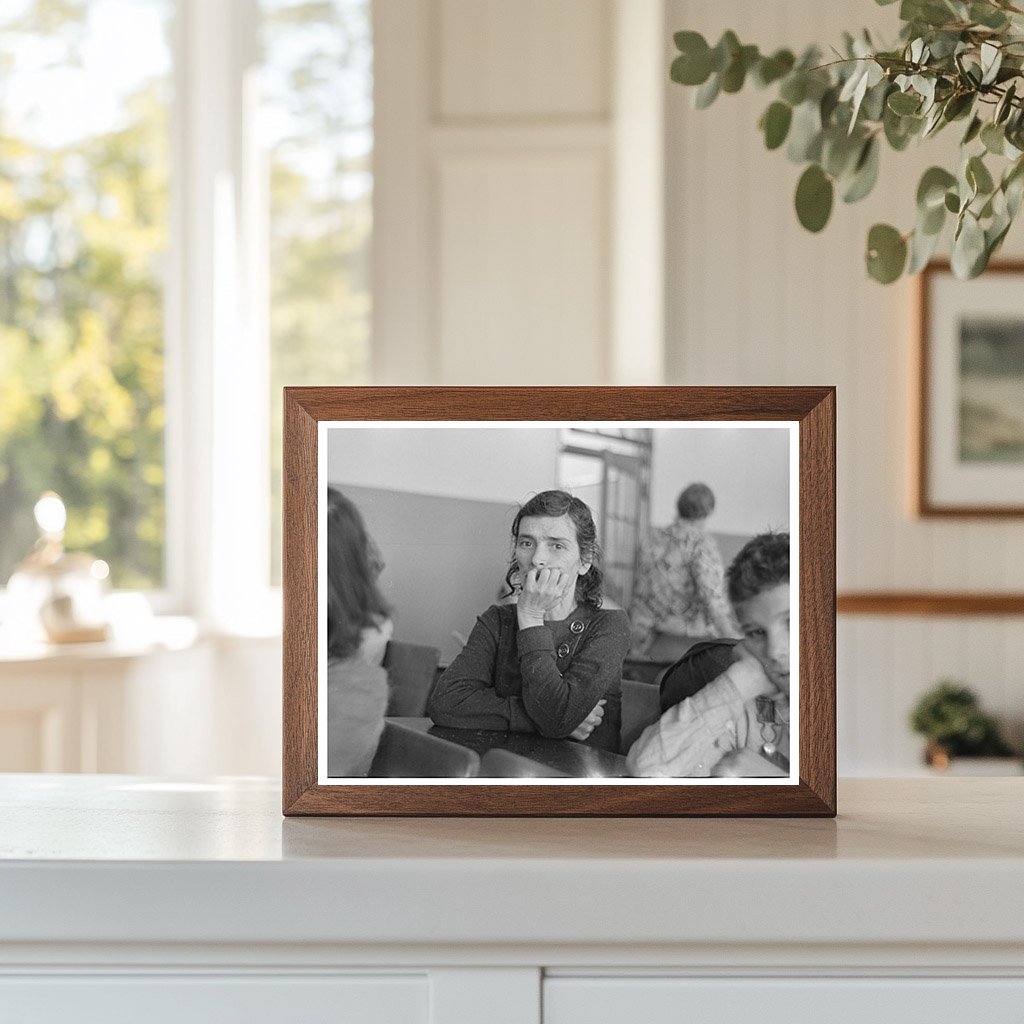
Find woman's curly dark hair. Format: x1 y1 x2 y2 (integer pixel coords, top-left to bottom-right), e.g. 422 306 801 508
503 489 604 609
326 487 391 660
726 531 789 605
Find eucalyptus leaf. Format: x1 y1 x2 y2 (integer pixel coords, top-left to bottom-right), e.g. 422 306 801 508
917 166 957 210
944 190 961 213
719 43 759 93
926 30 962 60
1003 157 1024 216
787 101 824 162
779 74 807 106
820 86 841 126
980 42 1002 87
795 164 834 232
913 75 937 113
962 115 983 145
970 2 1009 30
981 122 1005 155
967 154 995 195
908 221 943 273
710 31 740 73
860 79 892 122
995 82 1017 124
822 128 864 177
884 106 920 149
866 223 908 283
1006 171 1024 218
986 212 1012 259
671 53 710 87
842 137 881 203
942 92 974 122
888 90 921 115
951 211 986 278
760 101 793 150
904 0 959 27
922 102 946 137
754 49 795 87
694 73 721 109
921 200 946 235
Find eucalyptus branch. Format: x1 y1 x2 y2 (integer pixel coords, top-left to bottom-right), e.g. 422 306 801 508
670 1 1024 283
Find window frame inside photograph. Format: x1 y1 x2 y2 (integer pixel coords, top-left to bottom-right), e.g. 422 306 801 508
283 387 836 817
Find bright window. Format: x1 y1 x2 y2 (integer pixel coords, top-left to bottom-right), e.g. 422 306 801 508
0 0 172 589
0 0 374 616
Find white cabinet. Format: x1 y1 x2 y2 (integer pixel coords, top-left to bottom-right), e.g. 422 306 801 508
544 977 1024 1023
1 975 428 1024
2 777 1022 1024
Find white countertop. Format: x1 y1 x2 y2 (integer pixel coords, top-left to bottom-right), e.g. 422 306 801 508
2 775 1022 950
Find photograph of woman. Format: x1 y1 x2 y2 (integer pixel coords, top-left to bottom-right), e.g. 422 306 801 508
320 422 794 783
426 490 631 752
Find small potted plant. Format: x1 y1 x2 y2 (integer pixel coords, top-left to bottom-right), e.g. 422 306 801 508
909 679 1017 771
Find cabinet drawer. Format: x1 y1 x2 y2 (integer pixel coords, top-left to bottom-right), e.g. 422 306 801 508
544 977 1024 1023
0 973 427 1024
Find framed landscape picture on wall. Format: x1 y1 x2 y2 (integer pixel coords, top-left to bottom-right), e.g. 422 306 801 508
282 387 836 817
917 262 1024 517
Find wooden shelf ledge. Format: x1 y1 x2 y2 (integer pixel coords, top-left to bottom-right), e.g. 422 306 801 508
837 593 1024 616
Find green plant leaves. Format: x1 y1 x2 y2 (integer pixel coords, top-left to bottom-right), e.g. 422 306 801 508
967 154 995 196
981 121 1006 155
969 2 1009 30
667 12 1024 283
908 220 942 273
866 224 907 283
917 166 957 210
672 32 713 85
795 164 834 231
760 102 792 150
753 49 795 87
842 136 880 202
952 210 987 277
787 100 823 162
888 90 921 115
694 74 721 109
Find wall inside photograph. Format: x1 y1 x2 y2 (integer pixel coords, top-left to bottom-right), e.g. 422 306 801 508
339 484 514 662
648 427 791 535
326 427 560 502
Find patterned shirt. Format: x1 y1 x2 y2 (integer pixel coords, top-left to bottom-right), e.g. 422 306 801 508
628 520 738 656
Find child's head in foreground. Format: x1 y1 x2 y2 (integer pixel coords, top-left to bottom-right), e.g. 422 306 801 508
727 532 790 692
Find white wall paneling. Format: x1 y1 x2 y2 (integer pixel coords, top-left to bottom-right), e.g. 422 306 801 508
665 0 1024 775
436 143 609 384
374 0 665 386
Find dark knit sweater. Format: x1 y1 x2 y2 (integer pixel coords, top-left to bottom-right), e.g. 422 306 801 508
427 602 630 752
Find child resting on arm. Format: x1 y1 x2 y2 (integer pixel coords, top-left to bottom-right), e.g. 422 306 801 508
626 532 790 778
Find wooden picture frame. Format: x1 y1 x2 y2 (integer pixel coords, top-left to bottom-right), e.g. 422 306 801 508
283 387 836 816
917 261 1024 517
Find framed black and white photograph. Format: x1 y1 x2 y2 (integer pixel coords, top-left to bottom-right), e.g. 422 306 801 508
282 387 835 816
917 261 1024 517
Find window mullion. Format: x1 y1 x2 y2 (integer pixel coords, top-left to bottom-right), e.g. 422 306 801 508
175 0 267 631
